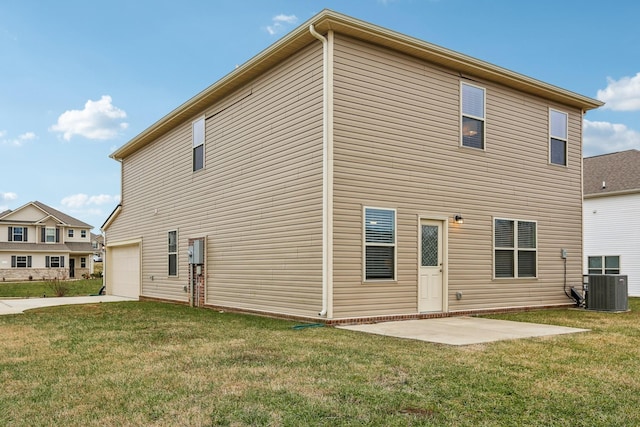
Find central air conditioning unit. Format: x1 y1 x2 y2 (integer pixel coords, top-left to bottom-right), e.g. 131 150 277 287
587 275 628 312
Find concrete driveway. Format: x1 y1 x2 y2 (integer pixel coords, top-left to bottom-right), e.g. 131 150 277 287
337 316 589 346
0 295 137 315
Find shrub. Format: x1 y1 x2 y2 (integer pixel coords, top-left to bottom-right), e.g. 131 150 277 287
47 278 70 297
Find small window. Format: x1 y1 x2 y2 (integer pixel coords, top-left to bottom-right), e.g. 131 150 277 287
81 257 86 268
81 230 87 238
9 226 26 242
168 230 178 276
588 256 620 275
193 117 205 171
550 109 568 166
46 227 56 243
363 207 396 281
68 229 74 238
47 256 64 268
494 218 537 278
11 255 31 268
461 83 485 149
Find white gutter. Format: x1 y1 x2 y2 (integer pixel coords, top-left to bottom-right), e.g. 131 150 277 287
310 24 332 318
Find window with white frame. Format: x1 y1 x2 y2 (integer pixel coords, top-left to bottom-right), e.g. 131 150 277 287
461 82 486 149
46 256 64 268
81 257 86 268
45 227 57 243
68 229 74 238
588 256 620 275
81 230 87 238
550 109 568 166
8 226 27 242
168 230 178 276
192 117 205 171
11 255 31 268
494 218 537 278
364 207 396 281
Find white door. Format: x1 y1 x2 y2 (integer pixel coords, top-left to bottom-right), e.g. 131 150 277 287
107 244 140 299
419 220 443 312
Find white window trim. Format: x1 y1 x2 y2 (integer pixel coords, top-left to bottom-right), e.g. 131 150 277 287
587 255 621 275
45 227 56 243
460 81 486 151
12 226 25 242
493 217 538 279
168 229 178 277
549 108 568 167
362 206 397 283
192 116 205 172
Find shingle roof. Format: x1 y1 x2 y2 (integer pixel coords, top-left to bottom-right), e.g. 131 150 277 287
583 150 640 196
0 201 93 228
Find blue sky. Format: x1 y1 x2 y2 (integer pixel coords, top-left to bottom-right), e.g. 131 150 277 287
2 0 639 230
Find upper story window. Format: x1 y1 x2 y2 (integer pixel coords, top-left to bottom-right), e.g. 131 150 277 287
461 82 486 150
494 218 537 278
81 230 87 238
550 109 568 166
8 226 27 242
363 207 396 281
68 229 74 238
44 227 58 243
192 117 205 171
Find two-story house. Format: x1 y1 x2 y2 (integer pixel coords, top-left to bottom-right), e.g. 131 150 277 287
0 201 94 281
583 149 640 296
102 10 602 323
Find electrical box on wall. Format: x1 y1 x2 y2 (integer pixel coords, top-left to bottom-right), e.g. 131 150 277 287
192 239 204 264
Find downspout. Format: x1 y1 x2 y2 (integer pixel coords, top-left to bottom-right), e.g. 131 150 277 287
310 25 332 317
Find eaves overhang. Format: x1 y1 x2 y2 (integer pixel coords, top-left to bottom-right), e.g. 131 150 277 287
584 188 640 199
110 9 603 161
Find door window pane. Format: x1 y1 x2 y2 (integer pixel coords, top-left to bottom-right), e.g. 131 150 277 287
421 225 438 267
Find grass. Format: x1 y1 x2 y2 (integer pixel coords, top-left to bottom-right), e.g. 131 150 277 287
0 278 103 298
1 299 639 426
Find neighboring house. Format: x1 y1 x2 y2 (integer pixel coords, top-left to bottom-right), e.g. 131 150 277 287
102 10 602 322
0 201 94 281
91 233 104 262
583 149 640 296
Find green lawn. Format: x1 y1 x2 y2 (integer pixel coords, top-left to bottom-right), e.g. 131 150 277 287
1 299 639 426
0 278 103 298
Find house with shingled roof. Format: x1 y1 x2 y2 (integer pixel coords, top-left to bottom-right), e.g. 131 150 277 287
0 201 94 281
102 10 602 322
583 149 640 296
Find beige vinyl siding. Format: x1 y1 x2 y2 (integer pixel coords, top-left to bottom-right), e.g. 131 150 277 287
106 43 324 316
331 34 583 317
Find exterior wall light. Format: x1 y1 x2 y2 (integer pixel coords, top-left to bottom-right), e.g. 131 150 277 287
453 214 464 224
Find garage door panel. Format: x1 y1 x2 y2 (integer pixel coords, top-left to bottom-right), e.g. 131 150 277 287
108 244 140 298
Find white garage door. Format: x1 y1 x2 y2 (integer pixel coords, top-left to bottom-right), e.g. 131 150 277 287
107 244 140 298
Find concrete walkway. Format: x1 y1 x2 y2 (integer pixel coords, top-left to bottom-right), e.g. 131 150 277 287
337 316 589 346
0 295 137 315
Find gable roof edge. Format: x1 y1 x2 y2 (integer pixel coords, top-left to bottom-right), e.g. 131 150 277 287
111 9 603 161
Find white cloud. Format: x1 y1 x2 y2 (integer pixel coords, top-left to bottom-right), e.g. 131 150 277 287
1 131 36 147
596 73 640 111
50 95 128 141
1 192 18 201
61 193 121 209
583 119 640 157
265 14 298 35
